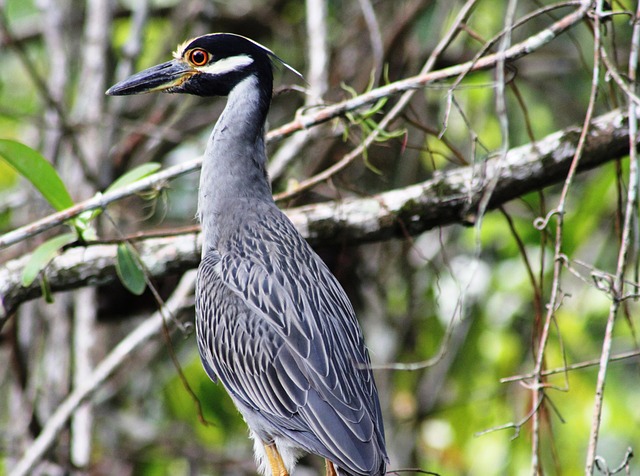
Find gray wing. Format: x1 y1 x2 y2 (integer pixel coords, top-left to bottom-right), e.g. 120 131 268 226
196 205 387 474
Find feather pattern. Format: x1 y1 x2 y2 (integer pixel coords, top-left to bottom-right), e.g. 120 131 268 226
196 200 387 475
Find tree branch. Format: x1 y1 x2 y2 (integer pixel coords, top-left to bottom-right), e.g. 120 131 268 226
1 107 634 328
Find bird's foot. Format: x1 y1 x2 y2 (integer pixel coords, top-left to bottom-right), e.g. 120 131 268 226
325 459 337 476
264 442 289 476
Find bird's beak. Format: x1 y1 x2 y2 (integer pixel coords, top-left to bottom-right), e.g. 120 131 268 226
106 59 195 96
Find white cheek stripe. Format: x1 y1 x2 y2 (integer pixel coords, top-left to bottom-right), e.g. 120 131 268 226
198 55 254 75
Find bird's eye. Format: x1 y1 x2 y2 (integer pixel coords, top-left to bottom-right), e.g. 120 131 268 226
189 49 209 66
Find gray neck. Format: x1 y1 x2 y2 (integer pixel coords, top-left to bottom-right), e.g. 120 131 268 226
198 74 273 253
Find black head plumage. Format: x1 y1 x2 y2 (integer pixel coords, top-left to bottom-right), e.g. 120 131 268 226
106 33 301 100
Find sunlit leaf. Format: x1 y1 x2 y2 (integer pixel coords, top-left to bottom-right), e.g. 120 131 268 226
21 232 77 286
105 162 161 194
116 243 146 295
0 139 74 211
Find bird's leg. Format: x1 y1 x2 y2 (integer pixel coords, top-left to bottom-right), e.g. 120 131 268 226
325 460 338 476
264 443 289 476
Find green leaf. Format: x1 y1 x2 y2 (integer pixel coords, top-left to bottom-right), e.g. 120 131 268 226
362 97 387 119
105 162 161 194
0 139 74 211
40 274 54 303
72 209 99 242
22 232 77 286
116 243 146 295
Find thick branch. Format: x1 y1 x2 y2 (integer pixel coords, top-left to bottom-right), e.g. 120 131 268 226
0 107 633 327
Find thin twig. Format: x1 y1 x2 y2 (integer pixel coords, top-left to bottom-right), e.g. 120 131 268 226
475 391 545 439
594 447 635 476
533 1 601 474
501 349 640 383
585 1 640 472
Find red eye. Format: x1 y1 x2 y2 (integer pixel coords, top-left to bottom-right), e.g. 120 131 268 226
189 48 209 66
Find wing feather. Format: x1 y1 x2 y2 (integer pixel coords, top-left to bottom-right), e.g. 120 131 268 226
195 203 386 473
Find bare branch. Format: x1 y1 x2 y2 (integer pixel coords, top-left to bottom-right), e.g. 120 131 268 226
267 0 329 180
67 0 112 466
0 156 201 249
532 2 604 473
357 0 384 81
501 349 640 383
585 1 640 472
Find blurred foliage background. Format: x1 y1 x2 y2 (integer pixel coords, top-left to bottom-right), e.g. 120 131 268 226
1 0 639 475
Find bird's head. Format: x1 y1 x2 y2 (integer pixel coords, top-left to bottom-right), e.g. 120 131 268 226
106 33 300 97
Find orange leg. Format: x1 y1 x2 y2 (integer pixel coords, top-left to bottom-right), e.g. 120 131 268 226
264 443 289 476
325 459 338 476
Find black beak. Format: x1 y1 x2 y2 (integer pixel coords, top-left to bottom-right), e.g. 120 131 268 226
106 59 194 96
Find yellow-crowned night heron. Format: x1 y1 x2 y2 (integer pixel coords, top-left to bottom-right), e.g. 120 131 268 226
106 33 387 476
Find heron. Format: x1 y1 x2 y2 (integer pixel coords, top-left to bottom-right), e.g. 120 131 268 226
107 33 388 476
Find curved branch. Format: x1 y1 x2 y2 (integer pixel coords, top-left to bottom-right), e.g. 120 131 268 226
0 107 633 328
